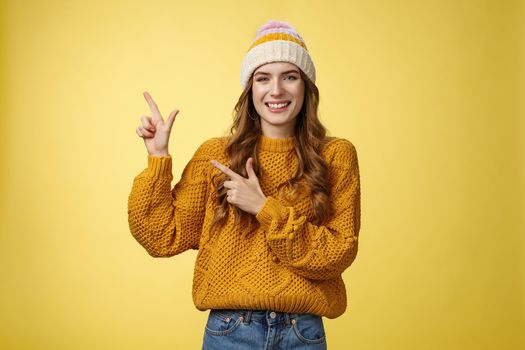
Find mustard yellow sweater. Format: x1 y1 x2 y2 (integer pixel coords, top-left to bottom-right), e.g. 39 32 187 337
127 134 361 318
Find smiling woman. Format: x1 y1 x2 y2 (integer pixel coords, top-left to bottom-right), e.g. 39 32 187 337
251 62 305 138
128 19 361 350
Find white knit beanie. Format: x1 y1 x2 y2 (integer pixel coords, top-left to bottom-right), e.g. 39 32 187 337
240 20 316 90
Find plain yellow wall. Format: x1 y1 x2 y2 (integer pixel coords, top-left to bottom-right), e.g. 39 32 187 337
1 0 523 349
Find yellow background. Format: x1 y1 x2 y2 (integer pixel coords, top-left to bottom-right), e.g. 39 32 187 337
1 0 523 349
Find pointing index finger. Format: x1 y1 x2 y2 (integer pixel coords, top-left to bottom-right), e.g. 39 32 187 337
211 160 242 180
143 91 163 122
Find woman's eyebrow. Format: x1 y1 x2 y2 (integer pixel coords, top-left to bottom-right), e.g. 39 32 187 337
254 70 300 76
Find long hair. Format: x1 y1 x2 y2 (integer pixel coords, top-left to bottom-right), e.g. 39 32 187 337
209 69 333 235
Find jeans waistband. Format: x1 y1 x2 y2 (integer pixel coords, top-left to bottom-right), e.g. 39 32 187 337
211 309 311 326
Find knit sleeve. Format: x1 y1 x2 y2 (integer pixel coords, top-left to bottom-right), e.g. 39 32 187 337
127 140 213 257
255 139 361 280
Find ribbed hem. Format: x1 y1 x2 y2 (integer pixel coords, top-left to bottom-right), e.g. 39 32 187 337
146 155 172 179
194 291 346 319
255 196 288 230
258 134 295 153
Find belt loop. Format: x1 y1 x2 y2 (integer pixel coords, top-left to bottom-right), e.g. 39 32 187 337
284 312 291 326
243 310 253 324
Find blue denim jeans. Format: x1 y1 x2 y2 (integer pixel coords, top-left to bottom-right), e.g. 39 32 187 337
201 309 327 350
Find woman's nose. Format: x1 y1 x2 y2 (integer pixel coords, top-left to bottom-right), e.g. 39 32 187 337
270 80 284 96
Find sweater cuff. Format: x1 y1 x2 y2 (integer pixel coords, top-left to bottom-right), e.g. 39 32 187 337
146 155 172 179
255 196 288 230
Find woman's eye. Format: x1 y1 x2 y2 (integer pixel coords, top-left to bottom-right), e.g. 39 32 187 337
256 75 297 82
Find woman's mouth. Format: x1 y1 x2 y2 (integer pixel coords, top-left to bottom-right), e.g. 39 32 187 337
265 101 291 113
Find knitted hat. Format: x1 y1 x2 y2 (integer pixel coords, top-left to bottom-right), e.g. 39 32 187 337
240 20 316 90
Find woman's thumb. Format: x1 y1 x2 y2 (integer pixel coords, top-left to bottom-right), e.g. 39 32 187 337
165 109 179 132
246 157 257 179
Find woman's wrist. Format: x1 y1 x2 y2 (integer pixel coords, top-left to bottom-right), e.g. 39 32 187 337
254 195 267 215
149 151 170 157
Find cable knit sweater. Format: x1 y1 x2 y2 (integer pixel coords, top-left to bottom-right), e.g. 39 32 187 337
127 134 361 318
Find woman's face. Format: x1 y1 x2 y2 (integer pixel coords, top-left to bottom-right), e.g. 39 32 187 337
251 61 305 138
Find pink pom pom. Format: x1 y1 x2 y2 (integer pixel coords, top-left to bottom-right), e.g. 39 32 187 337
257 20 296 33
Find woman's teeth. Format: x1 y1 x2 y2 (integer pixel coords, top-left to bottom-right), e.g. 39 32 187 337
266 102 291 112
268 102 289 108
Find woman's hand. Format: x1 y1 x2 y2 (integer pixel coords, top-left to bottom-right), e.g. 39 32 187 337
136 91 179 157
211 157 267 215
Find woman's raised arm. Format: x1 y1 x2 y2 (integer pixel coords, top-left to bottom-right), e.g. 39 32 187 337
128 92 212 257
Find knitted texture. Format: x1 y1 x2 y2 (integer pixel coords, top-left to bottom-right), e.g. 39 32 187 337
127 135 360 318
240 20 316 90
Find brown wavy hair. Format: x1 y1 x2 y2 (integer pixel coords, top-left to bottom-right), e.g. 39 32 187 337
209 69 332 235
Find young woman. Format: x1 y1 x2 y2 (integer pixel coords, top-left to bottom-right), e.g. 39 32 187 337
128 20 361 350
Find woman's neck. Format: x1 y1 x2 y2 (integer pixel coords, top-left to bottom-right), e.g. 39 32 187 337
260 123 295 139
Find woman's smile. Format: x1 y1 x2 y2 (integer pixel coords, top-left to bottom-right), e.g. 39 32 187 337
265 101 291 113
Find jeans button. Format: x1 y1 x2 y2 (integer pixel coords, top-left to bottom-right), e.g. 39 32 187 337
270 311 276 319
